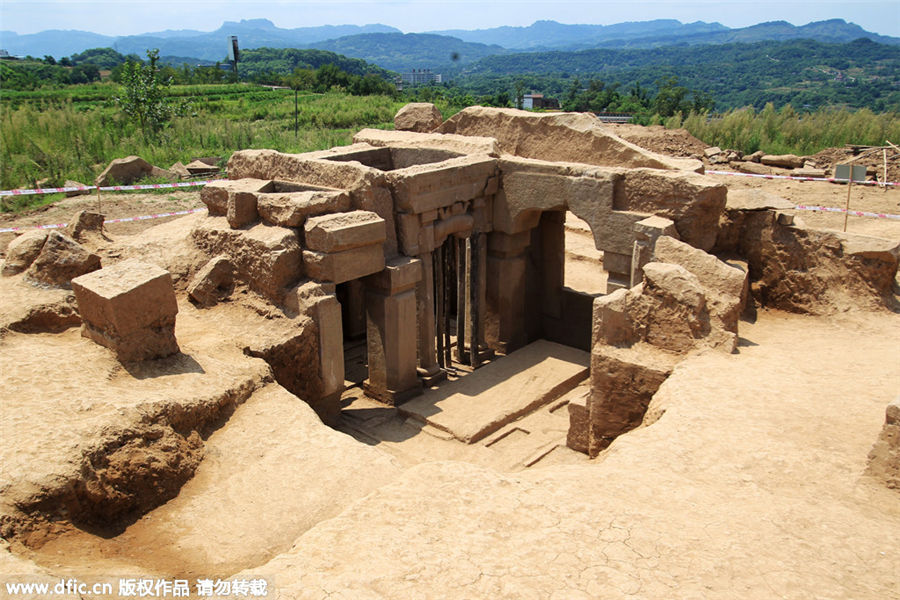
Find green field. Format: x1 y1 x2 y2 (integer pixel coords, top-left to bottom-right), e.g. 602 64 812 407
0 82 411 198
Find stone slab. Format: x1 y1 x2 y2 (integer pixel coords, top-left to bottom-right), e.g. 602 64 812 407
399 340 589 444
304 211 386 253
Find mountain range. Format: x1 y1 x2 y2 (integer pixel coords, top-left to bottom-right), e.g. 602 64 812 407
0 18 897 72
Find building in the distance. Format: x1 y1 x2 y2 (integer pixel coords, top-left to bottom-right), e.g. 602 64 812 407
401 69 442 86
523 94 560 110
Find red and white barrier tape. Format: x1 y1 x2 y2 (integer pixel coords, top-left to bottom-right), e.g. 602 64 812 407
794 205 900 220
0 208 208 234
706 170 900 187
0 180 224 197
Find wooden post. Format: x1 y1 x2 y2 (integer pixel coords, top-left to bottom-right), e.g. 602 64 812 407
443 238 452 368
843 179 852 233
434 247 444 369
469 232 481 369
456 236 467 363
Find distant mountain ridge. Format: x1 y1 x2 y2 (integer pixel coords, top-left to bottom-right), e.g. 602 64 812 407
0 18 896 68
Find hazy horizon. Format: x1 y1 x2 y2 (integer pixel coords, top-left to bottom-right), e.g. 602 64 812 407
1 0 898 39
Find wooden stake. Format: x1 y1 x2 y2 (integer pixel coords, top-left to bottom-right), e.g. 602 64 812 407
843 179 852 233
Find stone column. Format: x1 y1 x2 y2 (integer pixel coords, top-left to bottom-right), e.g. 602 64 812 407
364 256 424 405
485 230 531 354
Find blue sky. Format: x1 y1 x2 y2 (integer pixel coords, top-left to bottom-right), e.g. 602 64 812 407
1 0 897 37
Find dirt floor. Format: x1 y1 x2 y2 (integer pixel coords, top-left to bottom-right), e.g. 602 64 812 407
1 132 899 599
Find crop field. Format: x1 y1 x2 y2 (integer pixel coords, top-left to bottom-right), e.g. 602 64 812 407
0 83 409 198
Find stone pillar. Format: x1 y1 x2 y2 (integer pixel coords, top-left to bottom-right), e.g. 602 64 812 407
415 250 445 386
364 257 424 405
630 216 679 288
485 230 530 354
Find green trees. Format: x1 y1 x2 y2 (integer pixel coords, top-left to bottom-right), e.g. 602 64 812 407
115 49 182 135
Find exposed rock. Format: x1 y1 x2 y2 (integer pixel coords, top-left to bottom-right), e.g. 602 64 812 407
191 217 302 305
866 398 900 490
653 235 747 337
187 255 235 308
185 160 220 176
200 178 273 217
64 180 91 197
169 161 191 179
394 102 443 133
760 154 805 169
437 106 703 172
66 210 105 242
731 161 775 175
722 210 900 314
95 156 154 186
257 190 351 228
615 169 727 251
71 259 180 362
2 231 48 276
24 231 100 288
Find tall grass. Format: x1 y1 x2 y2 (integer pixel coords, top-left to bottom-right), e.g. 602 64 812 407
1 88 405 199
668 104 900 156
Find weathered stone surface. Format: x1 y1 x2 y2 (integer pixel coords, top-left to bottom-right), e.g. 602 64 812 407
200 179 273 217
185 160 219 175
721 210 900 314
386 155 498 215
226 150 399 254
187 255 235 307
227 191 259 228
2 231 48 276
24 231 101 288
867 398 900 490
353 128 500 157
565 394 590 454
191 217 302 304
731 161 775 175
64 180 90 197
394 102 443 133
614 169 727 251
654 235 746 335
67 210 105 241
303 211 386 253
303 244 385 284
761 154 805 169
71 259 179 362
438 106 703 172
587 343 676 456
95 155 154 186
257 190 350 227
169 162 191 179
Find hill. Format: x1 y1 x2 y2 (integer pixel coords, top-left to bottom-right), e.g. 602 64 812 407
457 38 900 111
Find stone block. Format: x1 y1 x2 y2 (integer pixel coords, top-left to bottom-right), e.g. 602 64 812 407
227 191 259 228
566 395 590 454
303 245 385 284
304 211 386 253
394 102 444 133
866 397 900 490
71 259 179 362
67 210 105 241
25 231 101 288
2 230 48 276
257 190 350 227
200 178 273 216
187 255 235 307
365 256 422 294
